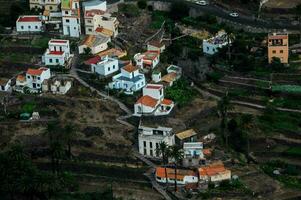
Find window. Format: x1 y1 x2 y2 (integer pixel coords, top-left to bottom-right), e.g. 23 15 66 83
49 58 53 63
37 77 40 80
144 148 147 155
143 141 146 147
65 11 68 14
56 59 59 63
27 75 30 79
49 6 53 10
272 50 276 54
88 20 92 23
150 150 153 156
149 142 152 149
88 28 92 32
108 67 110 71
28 26 31 29
35 26 38 29
1 86 4 91
207 47 209 51
113 65 115 69
280 50 284 53
37 84 40 87
21 26 24 29
66 19 69 23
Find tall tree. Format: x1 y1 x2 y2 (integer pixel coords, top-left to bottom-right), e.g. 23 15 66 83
224 27 235 63
295 4 301 43
63 123 77 159
156 142 170 186
217 92 233 148
239 114 255 155
168 145 183 192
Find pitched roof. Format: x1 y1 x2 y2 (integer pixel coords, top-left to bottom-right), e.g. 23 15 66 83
18 16 41 22
176 129 197 140
122 64 138 73
85 56 101 65
95 27 114 37
148 40 165 48
80 35 110 47
27 67 48 76
97 48 127 58
48 51 64 55
136 95 158 108
162 72 177 83
0 78 10 85
156 167 197 180
50 39 68 44
161 98 173 105
199 162 230 177
85 9 106 17
145 84 163 90
17 74 26 82
143 51 160 61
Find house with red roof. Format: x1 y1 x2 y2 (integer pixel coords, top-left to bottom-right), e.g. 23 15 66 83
42 39 71 66
134 84 174 116
16 15 43 33
24 67 51 92
198 161 231 183
83 0 119 37
108 64 146 94
134 51 160 69
147 40 166 53
155 167 199 185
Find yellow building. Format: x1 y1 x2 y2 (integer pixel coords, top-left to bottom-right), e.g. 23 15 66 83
268 33 289 64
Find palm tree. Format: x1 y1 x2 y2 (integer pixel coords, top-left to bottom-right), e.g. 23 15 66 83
239 114 255 155
63 123 77 159
156 142 170 186
295 4 301 43
168 145 183 192
217 92 233 148
224 27 235 63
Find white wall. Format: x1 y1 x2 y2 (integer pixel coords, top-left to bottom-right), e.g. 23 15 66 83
16 21 42 32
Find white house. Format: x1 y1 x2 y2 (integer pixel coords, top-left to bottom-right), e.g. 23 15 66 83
147 40 166 53
183 142 204 167
199 161 232 183
156 167 199 185
62 0 81 37
30 0 61 12
134 84 174 116
42 77 73 94
138 117 176 158
78 34 111 55
83 0 119 37
16 15 43 33
26 67 51 91
0 79 12 92
86 55 119 76
42 39 71 66
134 51 160 69
203 30 231 55
108 64 146 94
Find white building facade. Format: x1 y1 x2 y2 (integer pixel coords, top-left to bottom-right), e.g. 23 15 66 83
42 39 71 66
138 120 175 158
26 68 51 91
134 84 174 116
203 30 231 55
62 0 81 37
108 64 146 94
16 16 43 33
89 56 119 76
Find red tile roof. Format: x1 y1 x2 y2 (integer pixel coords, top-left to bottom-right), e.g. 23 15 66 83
48 51 64 55
145 84 163 90
156 167 197 180
161 98 173 105
85 56 102 65
27 67 48 76
136 95 158 108
85 9 106 17
50 40 68 44
199 162 229 177
18 16 41 22
122 64 138 73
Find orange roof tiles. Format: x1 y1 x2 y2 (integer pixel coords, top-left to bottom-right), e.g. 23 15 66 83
162 72 177 83
17 74 26 82
136 95 158 108
268 35 288 40
122 64 138 73
199 162 229 177
27 68 48 76
156 167 197 180
161 98 173 105
85 9 106 17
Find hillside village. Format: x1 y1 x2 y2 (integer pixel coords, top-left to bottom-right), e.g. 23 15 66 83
0 0 301 199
